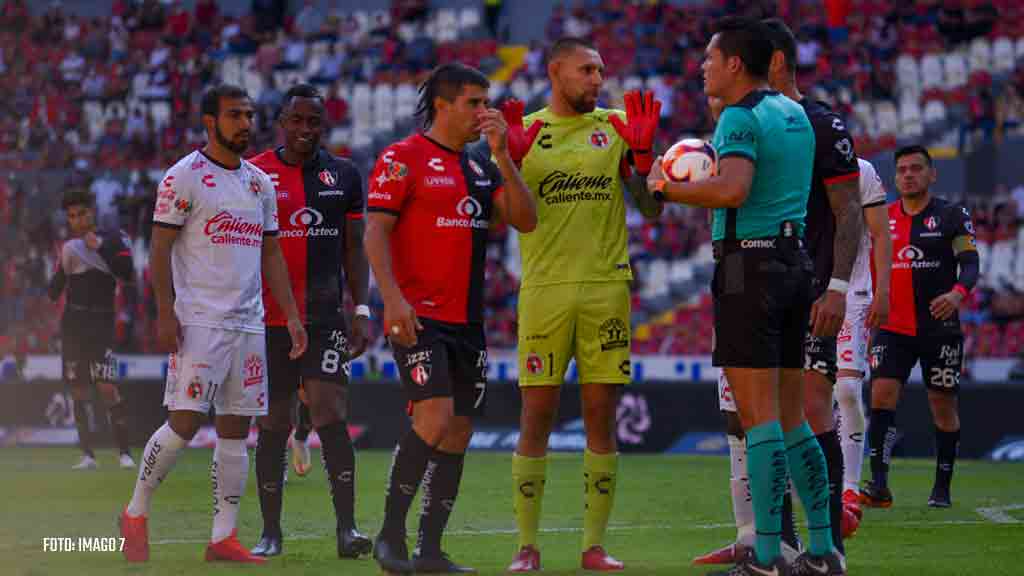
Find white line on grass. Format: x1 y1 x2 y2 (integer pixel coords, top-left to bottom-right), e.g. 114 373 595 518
975 504 1024 524
148 518 1017 546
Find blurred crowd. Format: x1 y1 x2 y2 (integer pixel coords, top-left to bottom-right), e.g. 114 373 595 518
2 0 1024 361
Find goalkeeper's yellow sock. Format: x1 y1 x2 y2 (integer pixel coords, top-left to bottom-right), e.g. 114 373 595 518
582 449 618 550
512 453 547 549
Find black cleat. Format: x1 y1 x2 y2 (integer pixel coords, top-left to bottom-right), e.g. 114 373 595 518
859 481 893 509
707 547 788 576
373 532 412 575
337 526 372 558
412 552 477 573
250 532 283 557
790 551 846 575
928 483 952 508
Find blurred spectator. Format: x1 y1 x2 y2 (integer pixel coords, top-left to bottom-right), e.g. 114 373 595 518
294 0 324 39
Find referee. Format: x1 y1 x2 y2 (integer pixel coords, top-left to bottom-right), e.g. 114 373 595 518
647 17 843 576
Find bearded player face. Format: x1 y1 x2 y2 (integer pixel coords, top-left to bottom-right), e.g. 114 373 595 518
207 96 254 155
551 45 605 114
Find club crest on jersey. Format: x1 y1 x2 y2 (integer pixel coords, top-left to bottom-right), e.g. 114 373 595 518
590 129 609 149
411 363 431 386
925 216 939 230
526 352 544 375
249 179 261 196
318 169 337 186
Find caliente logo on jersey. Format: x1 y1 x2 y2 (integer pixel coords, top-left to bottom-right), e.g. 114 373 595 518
204 211 263 247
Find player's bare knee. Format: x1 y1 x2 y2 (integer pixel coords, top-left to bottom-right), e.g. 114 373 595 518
927 391 959 429
215 415 252 440
259 401 292 432
95 381 120 406
724 411 744 438
871 379 901 409
439 417 473 453
168 411 202 440
412 399 453 447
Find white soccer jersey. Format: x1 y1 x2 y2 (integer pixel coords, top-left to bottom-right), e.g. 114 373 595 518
849 158 887 298
153 150 278 334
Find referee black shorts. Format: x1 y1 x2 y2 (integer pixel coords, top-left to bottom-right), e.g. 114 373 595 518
712 237 813 370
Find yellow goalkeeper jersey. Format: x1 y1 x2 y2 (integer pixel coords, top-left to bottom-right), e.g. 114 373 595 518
517 107 632 288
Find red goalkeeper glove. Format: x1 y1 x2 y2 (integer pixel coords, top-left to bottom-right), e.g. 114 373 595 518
608 90 661 176
500 98 543 167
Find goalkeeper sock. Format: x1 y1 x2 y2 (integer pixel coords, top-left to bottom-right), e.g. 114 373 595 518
746 421 787 566
785 421 834 557
728 434 755 546
512 453 547 549
127 422 186 517
582 450 618 550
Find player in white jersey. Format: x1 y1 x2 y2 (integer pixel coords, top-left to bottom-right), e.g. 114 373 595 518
119 85 308 564
698 158 891 566
835 158 892 516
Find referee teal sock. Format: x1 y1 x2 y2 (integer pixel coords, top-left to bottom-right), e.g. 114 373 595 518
745 421 787 566
785 421 834 556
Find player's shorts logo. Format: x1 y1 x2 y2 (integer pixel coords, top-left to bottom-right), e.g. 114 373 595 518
526 352 544 375
318 169 337 186
187 377 203 400
244 354 264 387
598 318 629 351
411 363 431 386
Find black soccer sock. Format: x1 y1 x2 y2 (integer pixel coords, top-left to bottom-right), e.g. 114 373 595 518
318 421 357 530
73 398 95 458
869 409 896 488
816 430 845 555
294 402 312 443
255 428 289 537
780 490 801 552
382 430 436 539
935 428 960 489
108 401 132 455
416 451 465 557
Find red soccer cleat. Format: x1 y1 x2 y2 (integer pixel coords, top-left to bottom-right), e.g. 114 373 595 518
119 508 149 563
581 545 624 571
841 504 861 539
843 489 863 520
508 545 541 572
692 542 747 565
205 530 267 564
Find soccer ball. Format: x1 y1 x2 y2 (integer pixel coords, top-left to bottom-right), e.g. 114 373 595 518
661 139 717 183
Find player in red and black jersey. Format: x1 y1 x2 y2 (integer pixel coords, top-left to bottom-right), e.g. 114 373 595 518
247 84 372 558
48 189 136 471
863 145 979 509
365 63 537 574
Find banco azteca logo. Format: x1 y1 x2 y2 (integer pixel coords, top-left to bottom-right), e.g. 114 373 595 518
897 244 924 261
290 207 324 227
456 196 483 218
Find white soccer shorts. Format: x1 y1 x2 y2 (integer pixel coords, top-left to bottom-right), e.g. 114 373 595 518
164 325 268 416
837 296 872 374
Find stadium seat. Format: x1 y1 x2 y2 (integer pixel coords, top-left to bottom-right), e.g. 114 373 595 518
510 77 530 101
920 53 944 92
993 37 1015 73
149 100 171 130
875 101 899 137
923 99 947 128
220 55 243 86
328 126 350 148
395 83 418 119
459 7 481 32
397 22 418 44
373 83 395 131
623 75 643 92
969 37 992 74
350 125 373 150
899 97 924 138
241 68 263 99
488 80 506 103
529 78 548 100
352 10 370 37
896 54 921 97
83 101 105 140
1017 37 1024 60
943 52 968 90
351 83 373 128
641 259 670 299
853 101 877 137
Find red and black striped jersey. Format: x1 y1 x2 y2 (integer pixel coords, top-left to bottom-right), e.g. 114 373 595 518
250 147 364 326
367 133 505 325
885 197 977 337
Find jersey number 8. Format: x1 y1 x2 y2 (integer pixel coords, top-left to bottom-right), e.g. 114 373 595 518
321 349 351 377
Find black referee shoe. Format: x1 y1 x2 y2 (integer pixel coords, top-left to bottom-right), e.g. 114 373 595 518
928 483 952 508
250 532 282 557
411 551 477 573
373 531 412 575
337 526 372 558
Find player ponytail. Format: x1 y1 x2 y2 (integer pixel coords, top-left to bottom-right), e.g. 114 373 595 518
414 63 490 130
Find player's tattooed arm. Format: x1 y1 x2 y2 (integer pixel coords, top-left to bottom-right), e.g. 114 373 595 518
826 177 864 282
625 171 663 219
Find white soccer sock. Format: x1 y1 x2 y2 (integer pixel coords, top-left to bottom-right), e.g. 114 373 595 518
127 422 187 517
211 437 248 543
728 434 755 545
836 375 867 492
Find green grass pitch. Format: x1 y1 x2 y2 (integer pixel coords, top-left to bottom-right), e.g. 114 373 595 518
2 447 1022 575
